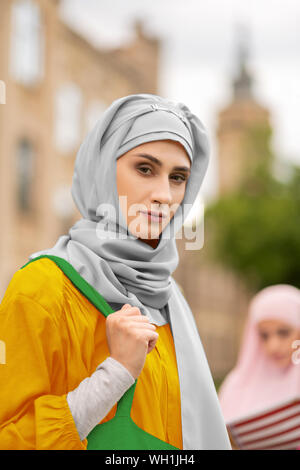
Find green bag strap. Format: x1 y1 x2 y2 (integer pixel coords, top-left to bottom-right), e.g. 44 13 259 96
116 379 137 418
20 254 138 419
20 255 115 317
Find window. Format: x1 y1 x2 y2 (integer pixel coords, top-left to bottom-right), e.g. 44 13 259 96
54 83 83 153
16 138 34 212
10 0 44 87
85 100 106 134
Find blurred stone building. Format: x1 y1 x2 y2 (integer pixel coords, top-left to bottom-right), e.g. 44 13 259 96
0 1 272 381
0 0 159 298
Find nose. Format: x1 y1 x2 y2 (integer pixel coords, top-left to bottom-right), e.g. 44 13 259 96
150 175 172 206
267 335 281 355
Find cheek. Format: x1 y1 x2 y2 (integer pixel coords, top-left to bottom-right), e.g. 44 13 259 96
260 341 271 354
117 166 147 221
170 186 187 221
286 331 300 355
283 339 293 354
117 164 137 202
291 330 300 342
172 185 187 208
277 335 297 357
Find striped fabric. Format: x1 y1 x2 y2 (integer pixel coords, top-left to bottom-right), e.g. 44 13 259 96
227 397 300 450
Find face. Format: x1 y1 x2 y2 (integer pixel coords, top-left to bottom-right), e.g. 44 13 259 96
257 319 300 368
116 140 191 248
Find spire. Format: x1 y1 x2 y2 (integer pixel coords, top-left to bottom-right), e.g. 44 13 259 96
133 18 145 39
232 24 254 101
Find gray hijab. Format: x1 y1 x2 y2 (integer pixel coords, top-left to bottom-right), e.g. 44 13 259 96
29 93 231 450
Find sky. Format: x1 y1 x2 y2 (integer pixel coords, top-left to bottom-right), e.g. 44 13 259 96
60 0 300 201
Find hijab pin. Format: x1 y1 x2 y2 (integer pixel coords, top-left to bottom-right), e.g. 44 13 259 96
150 103 188 125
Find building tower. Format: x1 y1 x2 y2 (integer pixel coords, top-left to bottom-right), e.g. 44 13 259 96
174 26 274 380
217 25 272 195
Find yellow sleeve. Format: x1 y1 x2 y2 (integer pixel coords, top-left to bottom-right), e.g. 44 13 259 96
0 292 87 450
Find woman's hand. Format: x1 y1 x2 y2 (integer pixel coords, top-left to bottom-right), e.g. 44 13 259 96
106 304 159 379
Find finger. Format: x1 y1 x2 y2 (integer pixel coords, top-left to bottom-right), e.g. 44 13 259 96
147 341 157 354
129 322 157 331
147 335 159 353
143 330 159 344
119 306 142 317
120 315 152 323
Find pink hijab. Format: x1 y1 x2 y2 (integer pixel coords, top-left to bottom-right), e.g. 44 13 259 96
218 284 300 423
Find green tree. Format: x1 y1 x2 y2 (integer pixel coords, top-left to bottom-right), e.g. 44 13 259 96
205 124 300 290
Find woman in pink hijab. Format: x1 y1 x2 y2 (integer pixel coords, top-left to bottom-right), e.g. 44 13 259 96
218 284 300 448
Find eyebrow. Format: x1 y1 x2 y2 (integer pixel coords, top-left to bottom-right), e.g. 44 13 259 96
133 153 191 174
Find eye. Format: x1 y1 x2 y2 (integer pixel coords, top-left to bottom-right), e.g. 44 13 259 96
277 329 291 338
258 331 269 341
137 165 152 175
170 174 188 184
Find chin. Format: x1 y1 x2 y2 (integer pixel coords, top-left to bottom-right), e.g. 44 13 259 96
135 226 162 241
128 218 164 240
272 357 292 369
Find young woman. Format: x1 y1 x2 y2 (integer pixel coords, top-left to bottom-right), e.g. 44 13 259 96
0 93 231 450
218 284 300 448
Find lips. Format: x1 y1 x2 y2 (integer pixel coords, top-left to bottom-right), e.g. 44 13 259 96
271 354 286 361
139 210 167 222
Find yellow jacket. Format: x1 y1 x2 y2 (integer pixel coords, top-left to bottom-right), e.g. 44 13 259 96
0 257 182 450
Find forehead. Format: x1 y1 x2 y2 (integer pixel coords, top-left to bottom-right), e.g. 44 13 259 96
125 140 191 165
257 319 293 331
